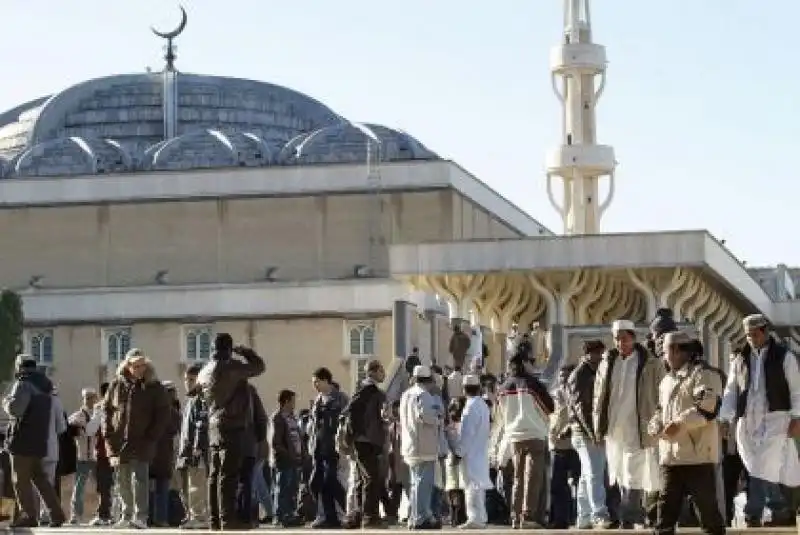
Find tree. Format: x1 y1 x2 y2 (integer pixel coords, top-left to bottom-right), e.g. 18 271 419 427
0 289 24 382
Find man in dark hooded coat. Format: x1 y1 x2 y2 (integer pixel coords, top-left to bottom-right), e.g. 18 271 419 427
197 333 265 530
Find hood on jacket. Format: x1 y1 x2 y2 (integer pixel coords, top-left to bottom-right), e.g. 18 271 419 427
17 369 54 394
115 359 159 384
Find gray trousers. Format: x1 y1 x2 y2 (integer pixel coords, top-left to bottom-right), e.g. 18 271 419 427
116 460 149 523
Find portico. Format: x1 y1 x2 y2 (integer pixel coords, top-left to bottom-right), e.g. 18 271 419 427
390 230 800 377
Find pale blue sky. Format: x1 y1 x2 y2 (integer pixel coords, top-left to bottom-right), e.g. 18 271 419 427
1 1 797 266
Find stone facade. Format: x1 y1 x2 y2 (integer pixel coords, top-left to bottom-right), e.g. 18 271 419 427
0 190 517 290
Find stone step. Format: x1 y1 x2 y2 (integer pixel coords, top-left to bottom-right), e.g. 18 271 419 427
15 528 799 534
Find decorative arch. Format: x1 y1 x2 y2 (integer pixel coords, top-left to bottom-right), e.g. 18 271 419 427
13 136 98 177
294 121 438 165
150 128 238 171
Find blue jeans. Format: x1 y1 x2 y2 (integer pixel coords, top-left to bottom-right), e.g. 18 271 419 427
744 476 787 522
273 465 300 521
408 461 435 527
571 435 609 524
251 459 272 517
70 460 96 519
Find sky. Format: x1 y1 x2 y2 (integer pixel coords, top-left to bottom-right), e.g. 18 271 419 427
1 1 797 266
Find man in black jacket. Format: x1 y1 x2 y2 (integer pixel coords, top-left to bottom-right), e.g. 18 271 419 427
2 355 66 527
342 359 386 529
566 340 611 529
198 333 265 530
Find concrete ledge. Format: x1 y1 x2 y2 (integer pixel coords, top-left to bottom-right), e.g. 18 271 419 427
389 230 778 323
21 279 409 324
774 300 800 327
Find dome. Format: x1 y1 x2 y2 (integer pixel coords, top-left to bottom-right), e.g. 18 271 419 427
292 122 438 165
0 72 439 178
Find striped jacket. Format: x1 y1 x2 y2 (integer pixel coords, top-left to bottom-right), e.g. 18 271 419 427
497 374 555 443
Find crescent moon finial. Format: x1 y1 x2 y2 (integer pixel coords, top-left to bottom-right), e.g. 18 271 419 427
151 5 188 40
151 5 187 72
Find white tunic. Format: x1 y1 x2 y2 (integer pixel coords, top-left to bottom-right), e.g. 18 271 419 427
605 353 661 491
459 396 493 491
720 345 800 486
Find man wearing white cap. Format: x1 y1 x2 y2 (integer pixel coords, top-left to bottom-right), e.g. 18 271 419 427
719 313 800 527
649 330 726 535
399 365 444 530
458 375 492 529
593 319 664 529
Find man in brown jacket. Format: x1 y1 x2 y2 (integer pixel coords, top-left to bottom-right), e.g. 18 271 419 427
449 325 471 371
648 331 725 535
102 350 170 529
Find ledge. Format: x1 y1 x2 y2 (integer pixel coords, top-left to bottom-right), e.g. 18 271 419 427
388 230 781 323
0 160 552 238
21 279 410 324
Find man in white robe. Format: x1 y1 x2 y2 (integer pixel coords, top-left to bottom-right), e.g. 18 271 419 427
593 319 664 529
719 313 800 527
458 375 492 529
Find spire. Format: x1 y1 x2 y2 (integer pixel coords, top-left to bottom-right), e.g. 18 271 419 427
546 0 616 235
151 6 187 141
151 5 187 72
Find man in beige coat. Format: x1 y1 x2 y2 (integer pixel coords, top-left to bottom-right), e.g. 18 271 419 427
648 331 725 535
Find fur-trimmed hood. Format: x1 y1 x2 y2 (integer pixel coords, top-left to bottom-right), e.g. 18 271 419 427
115 359 159 384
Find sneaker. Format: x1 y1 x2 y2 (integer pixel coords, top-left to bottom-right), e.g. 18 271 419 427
67 517 81 525
113 518 130 529
181 519 207 529
593 518 612 529
129 519 148 529
458 520 487 529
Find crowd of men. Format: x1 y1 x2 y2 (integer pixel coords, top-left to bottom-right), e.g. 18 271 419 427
1 309 799 534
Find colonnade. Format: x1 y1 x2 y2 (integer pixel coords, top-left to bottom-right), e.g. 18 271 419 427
402 267 751 374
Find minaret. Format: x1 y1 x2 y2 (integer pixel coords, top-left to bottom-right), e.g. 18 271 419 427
546 0 616 235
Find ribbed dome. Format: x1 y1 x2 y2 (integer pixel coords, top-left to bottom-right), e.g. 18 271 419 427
0 72 439 178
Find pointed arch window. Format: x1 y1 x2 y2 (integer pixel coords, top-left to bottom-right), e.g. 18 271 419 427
183 326 213 362
104 328 132 364
347 323 375 357
27 330 54 373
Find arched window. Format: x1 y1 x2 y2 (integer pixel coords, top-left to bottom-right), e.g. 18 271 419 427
28 330 54 367
347 324 375 357
345 322 376 392
184 326 213 362
105 328 132 364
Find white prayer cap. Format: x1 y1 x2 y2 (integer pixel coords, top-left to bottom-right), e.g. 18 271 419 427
463 374 481 387
743 314 768 330
663 331 692 347
611 319 636 334
81 387 97 397
412 365 432 379
162 380 176 390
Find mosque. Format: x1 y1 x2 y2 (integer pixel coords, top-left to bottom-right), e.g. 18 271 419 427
0 2 798 409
